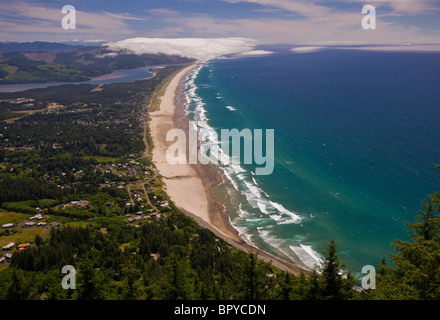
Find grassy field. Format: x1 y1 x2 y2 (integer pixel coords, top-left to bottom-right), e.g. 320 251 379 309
0 211 31 226
0 211 48 248
65 221 89 228
0 64 18 77
83 156 121 163
0 228 47 247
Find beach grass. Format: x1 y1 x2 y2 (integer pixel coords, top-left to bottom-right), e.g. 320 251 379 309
148 69 182 112
143 114 154 154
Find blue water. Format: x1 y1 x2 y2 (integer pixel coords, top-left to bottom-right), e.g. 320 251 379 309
184 49 440 274
0 66 154 93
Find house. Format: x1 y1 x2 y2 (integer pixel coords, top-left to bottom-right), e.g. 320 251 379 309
49 222 62 227
25 222 36 227
4 253 12 259
2 223 13 228
128 216 143 223
160 200 171 209
37 222 47 226
18 242 31 250
0 257 5 263
18 243 30 251
69 200 90 208
2 242 15 250
30 213 43 220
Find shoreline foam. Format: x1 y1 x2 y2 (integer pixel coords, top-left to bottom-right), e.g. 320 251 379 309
148 63 308 275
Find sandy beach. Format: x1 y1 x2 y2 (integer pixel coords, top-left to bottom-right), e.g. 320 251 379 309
148 64 308 276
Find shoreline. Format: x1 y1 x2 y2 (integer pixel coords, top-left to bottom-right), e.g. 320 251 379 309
148 63 308 276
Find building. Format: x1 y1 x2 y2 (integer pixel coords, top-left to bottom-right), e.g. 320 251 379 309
49 222 62 227
2 223 13 228
30 213 43 220
18 243 30 251
1 242 15 250
128 215 143 223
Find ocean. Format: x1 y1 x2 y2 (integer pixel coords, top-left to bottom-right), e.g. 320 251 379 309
183 48 440 275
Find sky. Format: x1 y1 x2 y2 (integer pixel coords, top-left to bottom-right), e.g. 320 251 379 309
0 0 439 47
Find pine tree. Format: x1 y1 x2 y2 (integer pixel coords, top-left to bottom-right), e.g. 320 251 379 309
121 262 140 299
367 168 440 300
280 272 292 300
158 254 195 300
5 269 23 300
74 260 103 300
306 269 321 300
34 234 44 247
243 252 267 300
319 239 354 300
388 191 440 299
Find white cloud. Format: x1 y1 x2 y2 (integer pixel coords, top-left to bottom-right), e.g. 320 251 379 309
103 12 148 21
147 8 180 16
342 0 440 15
224 0 330 18
239 50 274 56
290 46 324 53
148 7 439 46
104 37 258 60
339 44 440 52
83 39 108 43
0 2 134 41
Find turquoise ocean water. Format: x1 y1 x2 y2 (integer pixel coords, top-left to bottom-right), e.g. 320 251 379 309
184 49 440 275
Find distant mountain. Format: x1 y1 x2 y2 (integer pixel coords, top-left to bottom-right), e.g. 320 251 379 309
0 44 194 84
0 41 86 53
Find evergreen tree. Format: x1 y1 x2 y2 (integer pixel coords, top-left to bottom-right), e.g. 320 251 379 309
244 252 267 300
280 272 293 300
306 269 321 300
387 192 440 299
319 239 354 300
158 254 195 300
5 269 23 300
293 271 309 300
74 260 103 300
121 262 140 299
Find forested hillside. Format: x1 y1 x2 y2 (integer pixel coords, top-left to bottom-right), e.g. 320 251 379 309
0 45 193 84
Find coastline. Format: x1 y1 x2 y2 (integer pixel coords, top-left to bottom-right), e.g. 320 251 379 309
148 63 308 276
